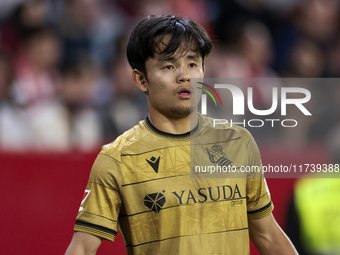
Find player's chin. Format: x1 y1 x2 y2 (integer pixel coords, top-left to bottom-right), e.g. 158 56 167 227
170 105 196 118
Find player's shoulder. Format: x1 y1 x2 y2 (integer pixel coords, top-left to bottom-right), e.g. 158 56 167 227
200 114 253 144
100 119 149 157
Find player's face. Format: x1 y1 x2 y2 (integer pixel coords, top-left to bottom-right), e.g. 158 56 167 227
144 40 205 119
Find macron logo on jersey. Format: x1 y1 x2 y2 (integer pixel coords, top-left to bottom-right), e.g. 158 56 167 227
146 156 160 173
79 189 91 212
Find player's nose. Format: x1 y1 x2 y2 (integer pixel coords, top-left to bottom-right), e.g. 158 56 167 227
177 67 190 83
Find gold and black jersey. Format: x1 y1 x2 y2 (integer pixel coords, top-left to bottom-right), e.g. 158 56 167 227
74 114 273 255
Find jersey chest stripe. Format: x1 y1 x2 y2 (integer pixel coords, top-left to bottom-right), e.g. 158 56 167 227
102 153 121 164
119 196 246 219
121 145 184 157
121 174 190 187
247 192 268 204
119 138 241 157
82 211 118 222
191 137 241 146
89 182 119 192
125 227 249 248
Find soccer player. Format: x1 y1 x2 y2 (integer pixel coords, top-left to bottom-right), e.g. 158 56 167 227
65 15 298 255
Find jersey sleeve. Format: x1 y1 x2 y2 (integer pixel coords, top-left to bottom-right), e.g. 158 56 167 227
74 148 122 242
244 130 274 220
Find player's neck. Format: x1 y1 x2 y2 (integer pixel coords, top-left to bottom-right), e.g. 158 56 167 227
148 111 198 135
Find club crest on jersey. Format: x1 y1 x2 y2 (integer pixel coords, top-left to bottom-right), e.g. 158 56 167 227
206 144 232 167
144 192 166 213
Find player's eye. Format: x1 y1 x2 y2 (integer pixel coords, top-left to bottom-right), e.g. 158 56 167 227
163 65 174 70
188 63 197 68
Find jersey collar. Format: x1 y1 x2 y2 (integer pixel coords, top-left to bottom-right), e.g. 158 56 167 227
143 114 202 141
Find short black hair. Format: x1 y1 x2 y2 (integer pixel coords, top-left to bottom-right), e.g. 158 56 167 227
127 15 212 79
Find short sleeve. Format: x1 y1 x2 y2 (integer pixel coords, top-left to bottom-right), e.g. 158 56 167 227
74 152 122 242
245 132 274 220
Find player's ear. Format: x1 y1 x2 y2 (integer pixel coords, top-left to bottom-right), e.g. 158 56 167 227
132 69 148 93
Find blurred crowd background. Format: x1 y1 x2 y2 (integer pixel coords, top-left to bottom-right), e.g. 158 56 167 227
0 0 340 152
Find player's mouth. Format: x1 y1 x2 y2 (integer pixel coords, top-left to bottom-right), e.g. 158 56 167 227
177 87 191 99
